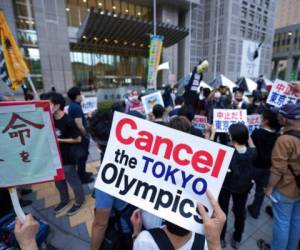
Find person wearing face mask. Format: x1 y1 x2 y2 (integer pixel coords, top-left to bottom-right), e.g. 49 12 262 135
205 90 222 124
46 92 85 216
197 87 210 111
232 88 249 110
67 87 94 184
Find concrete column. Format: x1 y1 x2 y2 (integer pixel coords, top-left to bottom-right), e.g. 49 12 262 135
272 59 279 79
285 56 294 82
0 0 18 39
32 0 73 93
157 5 179 87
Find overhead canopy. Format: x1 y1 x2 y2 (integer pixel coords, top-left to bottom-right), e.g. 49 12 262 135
73 8 189 56
237 77 257 94
210 74 237 91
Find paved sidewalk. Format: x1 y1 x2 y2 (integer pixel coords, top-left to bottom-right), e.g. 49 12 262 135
23 141 273 250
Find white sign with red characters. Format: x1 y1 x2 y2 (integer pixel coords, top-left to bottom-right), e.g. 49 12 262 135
213 109 247 133
192 115 207 131
0 101 64 187
267 79 300 107
95 112 234 234
247 115 261 134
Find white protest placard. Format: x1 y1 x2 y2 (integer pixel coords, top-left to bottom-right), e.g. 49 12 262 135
81 97 98 114
0 101 64 187
192 115 207 131
266 79 300 107
213 109 247 133
141 92 164 114
95 112 234 234
247 114 261 134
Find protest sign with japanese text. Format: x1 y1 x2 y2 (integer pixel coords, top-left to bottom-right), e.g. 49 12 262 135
247 115 261 134
95 112 234 234
0 101 64 187
81 97 98 114
213 109 247 133
192 115 207 131
141 92 164 114
266 79 300 107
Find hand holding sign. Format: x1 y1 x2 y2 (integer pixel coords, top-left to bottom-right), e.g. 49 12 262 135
197 190 226 249
95 112 234 233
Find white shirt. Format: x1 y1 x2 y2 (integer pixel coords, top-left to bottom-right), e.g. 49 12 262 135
133 229 208 250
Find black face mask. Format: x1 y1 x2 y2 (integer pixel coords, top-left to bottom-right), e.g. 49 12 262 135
166 222 190 236
236 98 243 102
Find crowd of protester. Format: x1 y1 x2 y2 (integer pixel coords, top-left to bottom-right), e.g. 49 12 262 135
0 76 300 250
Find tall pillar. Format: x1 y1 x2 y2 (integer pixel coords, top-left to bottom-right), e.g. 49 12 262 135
32 0 73 93
285 56 294 82
272 59 279 79
157 5 178 87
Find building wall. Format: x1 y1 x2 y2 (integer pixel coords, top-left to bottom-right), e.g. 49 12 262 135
275 0 300 28
32 0 73 92
0 0 17 38
157 5 179 86
200 0 276 82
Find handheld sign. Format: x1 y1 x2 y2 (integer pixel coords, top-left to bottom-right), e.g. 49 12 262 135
267 79 300 107
192 115 207 131
213 109 247 133
95 112 234 234
0 101 64 187
141 92 164 114
82 97 98 114
247 114 261 134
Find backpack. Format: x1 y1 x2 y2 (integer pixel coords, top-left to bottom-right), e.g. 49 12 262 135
148 228 205 250
224 148 255 194
100 204 135 250
283 130 300 189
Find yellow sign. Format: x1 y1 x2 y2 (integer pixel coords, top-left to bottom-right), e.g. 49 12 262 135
0 11 29 90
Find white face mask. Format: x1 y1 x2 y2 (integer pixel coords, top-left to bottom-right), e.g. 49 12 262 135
199 93 205 100
214 92 221 99
50 103 57 114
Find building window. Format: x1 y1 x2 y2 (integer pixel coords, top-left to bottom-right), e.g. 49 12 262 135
265 0 270 9
240 26 246 37
229 39 236 54
228 61 235 72
263 16 267 26
13 0 43 89
247 29 253 39
241 7 247 18
65 0 151 27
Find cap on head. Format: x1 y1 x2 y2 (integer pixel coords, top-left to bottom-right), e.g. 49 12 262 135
275 104 300 120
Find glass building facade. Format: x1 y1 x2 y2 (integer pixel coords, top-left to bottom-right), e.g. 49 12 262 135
65 0 151 27
70 51 146 90
66 0 150 90
13 0 43 89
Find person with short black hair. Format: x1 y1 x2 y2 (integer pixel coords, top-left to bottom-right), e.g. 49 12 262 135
247 109 280 219
177 105 204 138
169 96 184 118
218 123 256 249
49 92 85 216
232 88 248 110
152 104 166 125
67 86 93 184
